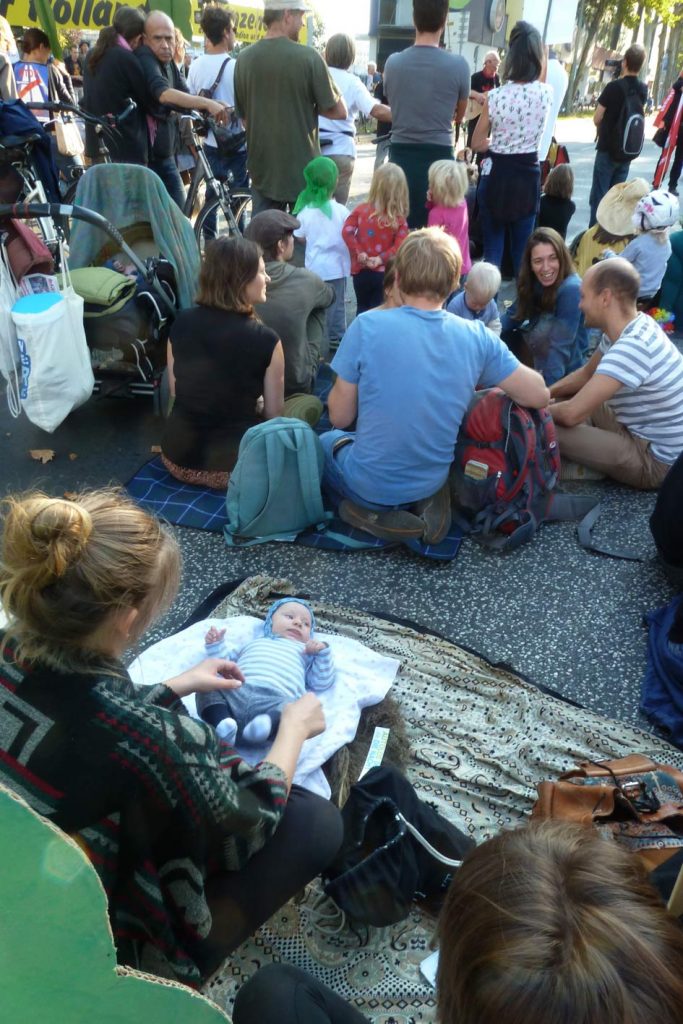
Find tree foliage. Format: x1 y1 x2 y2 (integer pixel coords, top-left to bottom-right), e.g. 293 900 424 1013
580 0 677 42
308 5 326 51
563 0 681 111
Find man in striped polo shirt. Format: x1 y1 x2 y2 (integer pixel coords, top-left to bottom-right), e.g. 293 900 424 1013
549 258 683 489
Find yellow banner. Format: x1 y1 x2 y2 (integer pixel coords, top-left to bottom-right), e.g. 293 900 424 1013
0 1 269 43
212 3 264 44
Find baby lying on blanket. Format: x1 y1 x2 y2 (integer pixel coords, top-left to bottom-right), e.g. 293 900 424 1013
197 598 335 745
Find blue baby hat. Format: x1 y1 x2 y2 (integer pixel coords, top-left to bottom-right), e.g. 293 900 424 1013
263 597 317 637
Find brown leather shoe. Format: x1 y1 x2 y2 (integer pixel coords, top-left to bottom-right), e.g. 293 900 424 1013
413 482 451 544
339 500 425 541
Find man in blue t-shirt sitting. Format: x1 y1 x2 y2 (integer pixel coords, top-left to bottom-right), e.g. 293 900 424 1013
320 229 550 543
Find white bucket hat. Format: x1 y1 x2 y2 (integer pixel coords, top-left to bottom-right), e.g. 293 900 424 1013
264 1 311 10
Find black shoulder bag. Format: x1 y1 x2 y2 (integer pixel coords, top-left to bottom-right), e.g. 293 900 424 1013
323 765 474 927
198 58 247 157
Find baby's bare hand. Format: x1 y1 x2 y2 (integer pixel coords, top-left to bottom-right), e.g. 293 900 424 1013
205 626 226 646
304 639 327 655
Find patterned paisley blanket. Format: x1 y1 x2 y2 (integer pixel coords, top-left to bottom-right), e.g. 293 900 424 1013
201 576 683 1023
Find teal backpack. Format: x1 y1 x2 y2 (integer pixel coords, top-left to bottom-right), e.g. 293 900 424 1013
224 417 331 546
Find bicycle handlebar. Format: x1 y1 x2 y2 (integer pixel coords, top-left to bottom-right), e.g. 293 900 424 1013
28 99 137 129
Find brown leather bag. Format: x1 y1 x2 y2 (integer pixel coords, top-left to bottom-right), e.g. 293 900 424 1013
532 754 683 870
4 219 54 280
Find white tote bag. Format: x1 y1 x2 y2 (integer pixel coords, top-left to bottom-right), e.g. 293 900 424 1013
0 240 21 416
10 243 94 433
55 115 85 157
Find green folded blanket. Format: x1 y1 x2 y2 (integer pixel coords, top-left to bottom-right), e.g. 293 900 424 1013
59 267 137 317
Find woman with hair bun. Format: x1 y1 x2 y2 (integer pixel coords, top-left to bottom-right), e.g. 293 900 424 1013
0 489 341 987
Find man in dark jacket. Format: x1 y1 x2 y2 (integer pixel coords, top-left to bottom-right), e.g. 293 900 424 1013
136 10 228 207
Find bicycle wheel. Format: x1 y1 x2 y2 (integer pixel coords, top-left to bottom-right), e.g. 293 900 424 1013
194 190 252 254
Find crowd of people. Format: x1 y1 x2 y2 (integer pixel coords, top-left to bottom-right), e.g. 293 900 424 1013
2 0 683 1020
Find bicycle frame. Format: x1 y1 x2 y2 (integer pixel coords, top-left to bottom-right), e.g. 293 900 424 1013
10 157 59 245
183 118 244 237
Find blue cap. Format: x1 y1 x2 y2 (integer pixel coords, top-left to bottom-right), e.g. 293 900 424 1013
263 597 316 637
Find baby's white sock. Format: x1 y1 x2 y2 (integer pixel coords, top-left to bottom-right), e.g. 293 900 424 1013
216 717 238 745
242 714 272 744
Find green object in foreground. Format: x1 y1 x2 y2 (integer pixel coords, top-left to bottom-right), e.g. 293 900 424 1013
32 0 61 60
0 784 230 1023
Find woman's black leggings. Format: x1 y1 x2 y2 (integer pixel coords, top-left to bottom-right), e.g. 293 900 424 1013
234 964 369 1024
201 787 343 976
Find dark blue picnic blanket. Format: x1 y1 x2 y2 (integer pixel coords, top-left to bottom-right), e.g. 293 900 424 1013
641 595 683 749
126 456 463 562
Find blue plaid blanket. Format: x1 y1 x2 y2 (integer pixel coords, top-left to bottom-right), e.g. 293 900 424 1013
126 457 463 562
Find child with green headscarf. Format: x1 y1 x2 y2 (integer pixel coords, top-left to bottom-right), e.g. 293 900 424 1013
293 156 351 350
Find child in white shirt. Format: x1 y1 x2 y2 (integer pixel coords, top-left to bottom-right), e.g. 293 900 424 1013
616 189 678 303
293 156 351 349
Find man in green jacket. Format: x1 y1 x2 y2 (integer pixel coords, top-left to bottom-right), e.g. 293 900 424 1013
245 210 333 424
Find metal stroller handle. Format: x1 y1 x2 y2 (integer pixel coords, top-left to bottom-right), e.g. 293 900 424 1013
0 202 177 319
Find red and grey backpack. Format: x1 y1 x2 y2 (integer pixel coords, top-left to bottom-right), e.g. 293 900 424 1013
450 388 599 552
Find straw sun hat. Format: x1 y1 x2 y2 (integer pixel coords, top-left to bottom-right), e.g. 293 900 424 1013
596 178 650 236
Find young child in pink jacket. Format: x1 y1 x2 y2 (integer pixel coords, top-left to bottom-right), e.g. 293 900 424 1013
426 160 472 276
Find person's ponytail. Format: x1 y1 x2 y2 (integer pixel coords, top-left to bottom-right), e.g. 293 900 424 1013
88 6 145 74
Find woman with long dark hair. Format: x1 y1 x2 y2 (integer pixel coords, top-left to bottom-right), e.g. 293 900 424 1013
501 226 588 385
82 6 151 164
161 236 285 489
471 21 552 275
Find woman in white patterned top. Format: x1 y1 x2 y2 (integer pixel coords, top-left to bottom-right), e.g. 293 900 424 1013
471 21 552 275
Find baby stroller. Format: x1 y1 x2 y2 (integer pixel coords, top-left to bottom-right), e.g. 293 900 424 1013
66 163 199 408
0 195 178 414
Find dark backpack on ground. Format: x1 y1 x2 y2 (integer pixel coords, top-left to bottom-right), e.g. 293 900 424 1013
450 388 598 552
610 78 645 163
323 765 474 927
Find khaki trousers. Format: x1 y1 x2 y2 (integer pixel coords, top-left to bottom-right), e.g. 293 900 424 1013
328 153 355 206
554 402 671 491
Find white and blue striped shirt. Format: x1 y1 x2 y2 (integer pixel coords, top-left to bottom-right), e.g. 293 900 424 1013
597 313 683 464
229 636 336 700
